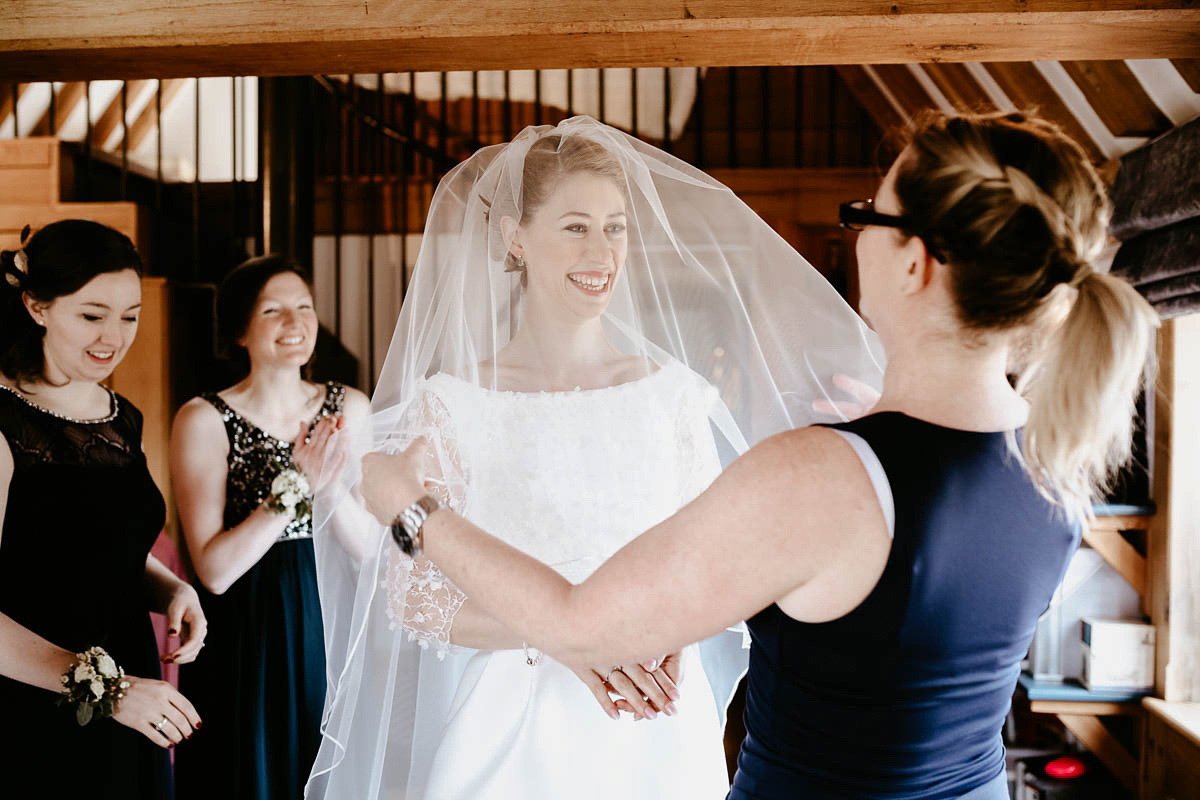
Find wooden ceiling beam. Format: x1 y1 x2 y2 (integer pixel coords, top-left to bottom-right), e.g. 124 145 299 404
2 2 1198 81
29 80 85 136
1171 59 1200 93
1061 60 1170 138
923 63 998 114
123 78 186 151
983 61 1107 162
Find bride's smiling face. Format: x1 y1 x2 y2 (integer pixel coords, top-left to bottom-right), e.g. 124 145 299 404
510 171 628 321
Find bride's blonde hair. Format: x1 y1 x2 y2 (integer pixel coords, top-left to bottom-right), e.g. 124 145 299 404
894 111 1158 518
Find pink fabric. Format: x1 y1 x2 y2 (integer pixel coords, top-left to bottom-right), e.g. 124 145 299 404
149 532 184 688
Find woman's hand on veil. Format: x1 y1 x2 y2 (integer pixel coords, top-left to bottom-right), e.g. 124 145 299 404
361 439 429 525
812 374 882 420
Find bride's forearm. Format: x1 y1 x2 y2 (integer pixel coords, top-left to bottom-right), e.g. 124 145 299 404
447 599 524 650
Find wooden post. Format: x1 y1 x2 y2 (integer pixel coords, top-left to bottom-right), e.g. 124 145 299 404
1148 316 1200 703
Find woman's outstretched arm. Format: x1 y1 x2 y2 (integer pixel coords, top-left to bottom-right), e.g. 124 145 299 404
362 425 886 670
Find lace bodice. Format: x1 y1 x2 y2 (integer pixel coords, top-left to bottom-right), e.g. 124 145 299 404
0 383 139 469
384 361 722 657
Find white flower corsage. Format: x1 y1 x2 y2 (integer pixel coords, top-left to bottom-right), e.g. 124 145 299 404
267 467 312 521
58 645 130 725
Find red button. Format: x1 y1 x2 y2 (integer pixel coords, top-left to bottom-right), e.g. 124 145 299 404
1045 756 1086 779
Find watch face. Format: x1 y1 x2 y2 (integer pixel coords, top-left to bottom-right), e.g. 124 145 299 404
390 521 413 554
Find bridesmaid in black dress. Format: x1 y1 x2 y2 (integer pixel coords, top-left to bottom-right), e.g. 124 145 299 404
0 219 206 799
170 255 368 799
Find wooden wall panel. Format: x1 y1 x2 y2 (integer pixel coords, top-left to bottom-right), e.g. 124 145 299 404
0 201 138 250
0 136 59 206
1141 699 1200 799
109 276 174 537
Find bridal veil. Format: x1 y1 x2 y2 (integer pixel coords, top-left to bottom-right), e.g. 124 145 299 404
305 116 884 798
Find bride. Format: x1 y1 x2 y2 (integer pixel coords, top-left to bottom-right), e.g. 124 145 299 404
305 117 883 799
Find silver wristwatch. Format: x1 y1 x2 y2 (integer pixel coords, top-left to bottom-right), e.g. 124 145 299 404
390 494 441 557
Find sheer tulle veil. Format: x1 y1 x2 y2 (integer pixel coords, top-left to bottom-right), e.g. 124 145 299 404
305 116 884 798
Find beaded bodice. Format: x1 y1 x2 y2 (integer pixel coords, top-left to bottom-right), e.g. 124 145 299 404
201 382 345 541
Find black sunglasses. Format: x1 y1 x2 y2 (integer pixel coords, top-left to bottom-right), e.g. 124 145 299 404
838 200 945 262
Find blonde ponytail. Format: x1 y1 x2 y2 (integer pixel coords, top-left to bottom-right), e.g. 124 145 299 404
895 111 1160 518
1020 271 1158 518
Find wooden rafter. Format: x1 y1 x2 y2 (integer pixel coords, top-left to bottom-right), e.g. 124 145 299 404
922 63 998 115
1061 60 1170 138
91 78 151 148
982 62 1106 162
834 66 905 134
1171 58 1200 93
122 78 185 152
869 64 939 119
29 80 85 136
1 2 1198 81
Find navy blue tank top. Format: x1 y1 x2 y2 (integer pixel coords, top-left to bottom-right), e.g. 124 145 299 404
729 412 1080 799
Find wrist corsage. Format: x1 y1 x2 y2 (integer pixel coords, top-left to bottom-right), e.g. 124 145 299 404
267 467 312 521
58 646 130 725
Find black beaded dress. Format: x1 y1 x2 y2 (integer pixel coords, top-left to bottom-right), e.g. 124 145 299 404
174 382 344 800
0 383 172 799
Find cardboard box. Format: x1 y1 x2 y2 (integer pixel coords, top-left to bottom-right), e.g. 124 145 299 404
1079 617 1155 691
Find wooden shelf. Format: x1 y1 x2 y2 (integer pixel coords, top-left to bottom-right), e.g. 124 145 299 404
1020 508 1155 796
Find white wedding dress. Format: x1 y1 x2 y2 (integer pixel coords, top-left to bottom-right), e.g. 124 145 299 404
383 360 739 800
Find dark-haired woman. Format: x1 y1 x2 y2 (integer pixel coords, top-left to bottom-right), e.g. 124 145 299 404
361 111 1160 799
0 219 205 799
171 255 367 799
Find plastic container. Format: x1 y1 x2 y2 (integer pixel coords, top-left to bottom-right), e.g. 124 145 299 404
1027 547 1141 682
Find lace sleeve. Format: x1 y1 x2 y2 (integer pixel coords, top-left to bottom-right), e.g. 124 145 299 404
382 386 470 660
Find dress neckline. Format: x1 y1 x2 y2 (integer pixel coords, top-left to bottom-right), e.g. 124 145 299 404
0 381 119 424
861 410 1016 438
432 360 674 398
208 382 333 444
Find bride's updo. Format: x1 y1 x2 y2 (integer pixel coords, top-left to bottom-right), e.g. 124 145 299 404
503 133 626 285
